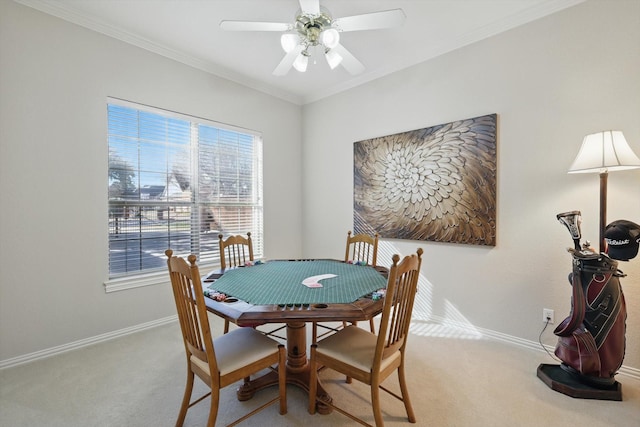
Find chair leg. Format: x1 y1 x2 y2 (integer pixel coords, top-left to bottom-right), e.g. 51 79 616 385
311 322 318 345
343 320 358 384
344 322 355 384
278 345 288 415
175 370 194 427
207 388 220 427
308 345 318 414
371 380 384 427
343 323 353 384
369 317 376 334
397 362 416 423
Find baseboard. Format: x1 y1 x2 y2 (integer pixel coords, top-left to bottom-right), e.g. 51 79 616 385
428 315 640 381
2 314 639 381
0 315 178 370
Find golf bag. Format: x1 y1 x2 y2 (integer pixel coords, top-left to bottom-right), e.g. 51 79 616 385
553 212 628 387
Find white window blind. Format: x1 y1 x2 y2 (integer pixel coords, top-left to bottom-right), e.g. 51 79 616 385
107 98 263 280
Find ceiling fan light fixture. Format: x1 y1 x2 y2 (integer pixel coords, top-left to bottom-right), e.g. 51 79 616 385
320 28 340 49
293 53 309 72
325 49 342 69
221 4 405 76
280 33 298 53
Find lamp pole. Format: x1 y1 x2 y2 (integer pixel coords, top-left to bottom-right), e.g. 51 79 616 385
599 171 608 253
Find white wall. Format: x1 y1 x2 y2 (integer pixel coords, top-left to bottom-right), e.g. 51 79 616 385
0 1 302 361
301 0 640 370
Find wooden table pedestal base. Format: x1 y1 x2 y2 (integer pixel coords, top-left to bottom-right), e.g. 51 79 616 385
236 321 333 414
236 367 332 414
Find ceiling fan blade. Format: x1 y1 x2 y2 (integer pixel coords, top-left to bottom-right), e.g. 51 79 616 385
220 20 290 32
334 9 406 32
332 44 365 75
273 45 304 76
299 0 320 15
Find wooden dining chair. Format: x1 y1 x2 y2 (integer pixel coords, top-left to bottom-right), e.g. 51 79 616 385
345 230 379 267
165 249 287 427
218 232 253 334
218 232 254 270
308 248 423 427
218 232 286 339
314 231 380 342
345 231 380 333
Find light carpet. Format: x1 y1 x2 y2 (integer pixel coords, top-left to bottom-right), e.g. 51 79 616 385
1 317 639 426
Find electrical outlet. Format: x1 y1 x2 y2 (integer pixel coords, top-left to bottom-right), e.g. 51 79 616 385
543 308 554 324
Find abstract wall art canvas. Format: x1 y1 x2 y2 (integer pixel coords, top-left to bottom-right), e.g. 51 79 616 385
353 113 497 246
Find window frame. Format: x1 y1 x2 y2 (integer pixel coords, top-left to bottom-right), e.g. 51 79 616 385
104 97 263 293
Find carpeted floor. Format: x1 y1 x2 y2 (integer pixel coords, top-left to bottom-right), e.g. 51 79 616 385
1 317 639 426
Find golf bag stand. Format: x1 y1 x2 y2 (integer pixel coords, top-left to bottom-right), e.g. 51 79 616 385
537 211 627 401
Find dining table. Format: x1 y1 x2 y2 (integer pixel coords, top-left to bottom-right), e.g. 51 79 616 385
202 258 388 414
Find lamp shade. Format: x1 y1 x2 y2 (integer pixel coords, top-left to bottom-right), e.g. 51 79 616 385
325 49 343 69
293 53 308 72
280 33 298 53
568 130 640 174
320 28 340 49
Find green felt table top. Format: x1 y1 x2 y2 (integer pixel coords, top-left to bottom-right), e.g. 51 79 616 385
207 260 387 305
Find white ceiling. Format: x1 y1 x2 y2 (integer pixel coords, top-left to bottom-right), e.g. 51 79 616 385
17 0 584 105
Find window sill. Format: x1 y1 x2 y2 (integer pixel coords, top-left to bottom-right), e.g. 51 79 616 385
104 262 218 293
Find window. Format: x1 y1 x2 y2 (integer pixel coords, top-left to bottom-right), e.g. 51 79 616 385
106 98 263 283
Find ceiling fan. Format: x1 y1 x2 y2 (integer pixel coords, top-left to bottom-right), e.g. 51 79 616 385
220 0 405 76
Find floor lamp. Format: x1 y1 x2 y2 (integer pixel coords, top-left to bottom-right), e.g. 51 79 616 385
537 130 640 400
568 130 640 253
